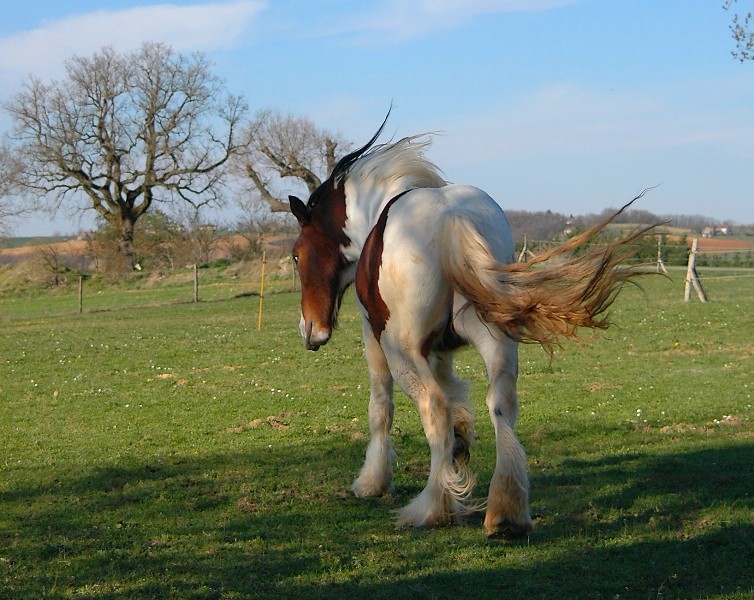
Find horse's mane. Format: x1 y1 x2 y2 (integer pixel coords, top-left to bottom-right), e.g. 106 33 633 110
345 135 446 191
329 109 446 190
306 115 446 211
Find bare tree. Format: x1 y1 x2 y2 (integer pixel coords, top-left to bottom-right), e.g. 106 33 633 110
724 0 754 61
3 42 248 268
231 200 296 260
36 244 69 287
175 208 221 266
236 110 350 212
132 210 183 270
0 145 27 236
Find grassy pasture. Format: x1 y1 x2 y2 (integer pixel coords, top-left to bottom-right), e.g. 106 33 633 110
1 268 752 599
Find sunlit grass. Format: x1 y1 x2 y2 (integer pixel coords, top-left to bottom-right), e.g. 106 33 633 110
1 267 752 598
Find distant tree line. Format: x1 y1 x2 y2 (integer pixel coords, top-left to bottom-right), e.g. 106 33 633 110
507 207 750 247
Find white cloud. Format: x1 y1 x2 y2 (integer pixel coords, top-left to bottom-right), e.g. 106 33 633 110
0 1 266 86
338 0 576 42
420 0 577 17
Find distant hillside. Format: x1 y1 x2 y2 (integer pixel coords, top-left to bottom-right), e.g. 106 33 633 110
507 208 754 243
0 236 72 250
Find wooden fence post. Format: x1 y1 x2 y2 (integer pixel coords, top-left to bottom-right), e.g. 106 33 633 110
684 238 707 302
656 234 668 274
517 236 536 262
193 264 199 303
78 275 83 314
257 251 266 332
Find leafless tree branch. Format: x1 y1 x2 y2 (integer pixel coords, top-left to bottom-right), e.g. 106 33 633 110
233 110 351 213
724 0 754 61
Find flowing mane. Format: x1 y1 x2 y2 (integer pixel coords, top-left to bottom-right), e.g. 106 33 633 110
344 136 446 192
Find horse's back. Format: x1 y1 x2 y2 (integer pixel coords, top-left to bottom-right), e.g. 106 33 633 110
439 185 515 263
383 184 514 265
357 184 515 337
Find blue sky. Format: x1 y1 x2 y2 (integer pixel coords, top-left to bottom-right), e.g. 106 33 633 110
1 0 753 236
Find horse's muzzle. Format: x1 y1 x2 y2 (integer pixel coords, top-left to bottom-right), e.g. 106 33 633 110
303 321 331 351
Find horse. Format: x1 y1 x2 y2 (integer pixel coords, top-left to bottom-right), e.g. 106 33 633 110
289 118 653 538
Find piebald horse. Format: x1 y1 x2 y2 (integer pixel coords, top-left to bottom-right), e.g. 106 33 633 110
290 119 652 538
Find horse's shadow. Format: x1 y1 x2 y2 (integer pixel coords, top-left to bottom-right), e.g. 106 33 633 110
531 441 752 539
3 436 752 598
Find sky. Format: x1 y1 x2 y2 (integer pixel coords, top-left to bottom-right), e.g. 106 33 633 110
1 0 753 236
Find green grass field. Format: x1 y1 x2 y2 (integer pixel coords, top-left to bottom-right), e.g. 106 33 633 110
1 268 752 599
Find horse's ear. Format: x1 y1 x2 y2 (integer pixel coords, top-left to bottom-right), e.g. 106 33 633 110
289 195 310 226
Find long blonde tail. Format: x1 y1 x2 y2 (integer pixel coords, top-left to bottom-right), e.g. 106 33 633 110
443 193 658 353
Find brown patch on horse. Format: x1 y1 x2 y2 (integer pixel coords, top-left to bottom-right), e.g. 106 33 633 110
291 181 353 341
291 112 393 346
307 182 350 246
355 190 412 342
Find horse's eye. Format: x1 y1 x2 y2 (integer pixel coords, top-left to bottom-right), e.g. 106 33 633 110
292 255 299 265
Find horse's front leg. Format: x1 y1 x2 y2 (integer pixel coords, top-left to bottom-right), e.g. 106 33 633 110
351 322 396 498
384 345 475 527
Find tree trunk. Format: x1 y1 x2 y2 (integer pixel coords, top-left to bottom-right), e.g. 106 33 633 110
118 217 137 271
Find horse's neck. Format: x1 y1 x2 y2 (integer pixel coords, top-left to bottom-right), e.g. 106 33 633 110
341 177 407 263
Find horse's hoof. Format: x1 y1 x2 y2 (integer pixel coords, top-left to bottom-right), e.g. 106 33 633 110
485 519 533 541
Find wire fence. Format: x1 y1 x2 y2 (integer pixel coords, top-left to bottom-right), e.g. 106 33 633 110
0 255 299 324
3 234 753 322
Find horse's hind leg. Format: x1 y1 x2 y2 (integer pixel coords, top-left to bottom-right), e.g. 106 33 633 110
456 309 532 538
351 323 396 498
429 352 474 466
483 337 532 538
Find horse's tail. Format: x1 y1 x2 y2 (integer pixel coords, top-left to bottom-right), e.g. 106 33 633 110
442 192 658 353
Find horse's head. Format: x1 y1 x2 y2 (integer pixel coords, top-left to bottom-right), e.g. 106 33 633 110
290 182 352 351
289 113 390 351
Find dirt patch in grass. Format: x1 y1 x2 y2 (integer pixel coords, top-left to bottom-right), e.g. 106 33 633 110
695 237 754 252
659 414 751 436
225 413 291 433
